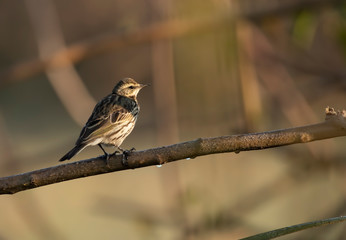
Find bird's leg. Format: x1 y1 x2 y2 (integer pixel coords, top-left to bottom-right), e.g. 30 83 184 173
111 147 121 155
117 146 125 153
98 144 108 155
98 144 111 162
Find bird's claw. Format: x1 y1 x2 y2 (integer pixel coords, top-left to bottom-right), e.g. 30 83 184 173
100 153 110 160
100 153 112 167
121 148 136 167
111 150 121 155
122 151 131 167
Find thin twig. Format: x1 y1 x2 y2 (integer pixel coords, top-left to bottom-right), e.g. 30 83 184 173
240 215 346 240
0 107 344 195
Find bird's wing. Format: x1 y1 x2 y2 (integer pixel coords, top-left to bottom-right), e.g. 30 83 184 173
76 102 133 146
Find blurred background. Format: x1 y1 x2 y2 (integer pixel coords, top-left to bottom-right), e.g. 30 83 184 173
0 0 345 239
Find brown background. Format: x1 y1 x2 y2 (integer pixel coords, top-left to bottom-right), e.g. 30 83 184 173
0 0 345 239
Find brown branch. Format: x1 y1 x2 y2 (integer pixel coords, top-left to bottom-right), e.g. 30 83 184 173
0 107 345 195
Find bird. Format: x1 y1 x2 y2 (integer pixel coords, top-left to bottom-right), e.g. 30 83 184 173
59 78 148 162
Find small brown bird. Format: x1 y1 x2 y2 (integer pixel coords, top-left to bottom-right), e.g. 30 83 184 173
59 78 148 162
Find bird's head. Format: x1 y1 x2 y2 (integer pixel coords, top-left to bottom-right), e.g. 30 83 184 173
112 78 148 99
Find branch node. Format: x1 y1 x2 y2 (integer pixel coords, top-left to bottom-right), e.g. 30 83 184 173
157 154 167 165
325 107 346 119
325 107 346 129
30 174 39 187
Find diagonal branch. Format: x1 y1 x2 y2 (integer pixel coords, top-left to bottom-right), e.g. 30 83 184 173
0 107 345 195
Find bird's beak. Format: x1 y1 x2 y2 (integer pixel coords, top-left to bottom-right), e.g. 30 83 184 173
139 83 150 88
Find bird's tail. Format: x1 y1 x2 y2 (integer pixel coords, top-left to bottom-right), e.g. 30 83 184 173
59 144 86 162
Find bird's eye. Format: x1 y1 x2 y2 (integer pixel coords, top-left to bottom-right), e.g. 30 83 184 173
129 86 135 89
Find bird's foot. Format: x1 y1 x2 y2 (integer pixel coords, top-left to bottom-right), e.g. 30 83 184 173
100 152 113 168
121 147 136 167
111 149 121 155
100 153 109 159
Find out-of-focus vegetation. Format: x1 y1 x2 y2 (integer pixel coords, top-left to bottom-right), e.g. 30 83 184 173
0 0 345 239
